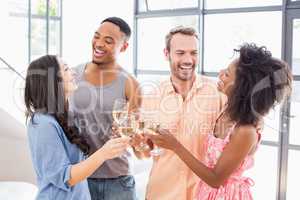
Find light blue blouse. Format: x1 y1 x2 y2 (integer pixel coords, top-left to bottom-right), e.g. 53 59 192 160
27 113 91 200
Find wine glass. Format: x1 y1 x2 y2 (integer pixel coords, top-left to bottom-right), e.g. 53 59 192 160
118 114 136 138
112 99 128 126
131 112 151 152
141 110 164 156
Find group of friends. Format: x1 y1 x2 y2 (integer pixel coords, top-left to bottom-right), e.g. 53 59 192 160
24 17 292 200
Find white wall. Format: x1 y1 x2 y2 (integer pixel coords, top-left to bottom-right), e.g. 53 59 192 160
62 0 134 73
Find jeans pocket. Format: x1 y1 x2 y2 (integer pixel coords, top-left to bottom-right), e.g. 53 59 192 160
118 175 135 190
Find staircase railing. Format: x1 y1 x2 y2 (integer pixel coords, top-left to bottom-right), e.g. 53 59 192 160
0 56 25 80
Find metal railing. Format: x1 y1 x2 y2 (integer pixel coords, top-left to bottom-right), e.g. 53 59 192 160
0 56 25 80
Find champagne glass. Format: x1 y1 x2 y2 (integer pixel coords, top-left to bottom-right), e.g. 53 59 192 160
118 114 136 138
112 99 128 126
132 114 151 152
142 110 164 156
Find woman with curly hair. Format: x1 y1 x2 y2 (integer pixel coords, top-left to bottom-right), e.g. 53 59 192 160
146 43 292 200
25 55 130 200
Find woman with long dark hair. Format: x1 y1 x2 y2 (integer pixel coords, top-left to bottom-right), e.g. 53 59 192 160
146 43 292 200
25 55 130 199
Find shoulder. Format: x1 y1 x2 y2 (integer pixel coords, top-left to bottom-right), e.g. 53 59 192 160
28 114 62 137
123 72 140 91
30 113 58 125
231 125 257 145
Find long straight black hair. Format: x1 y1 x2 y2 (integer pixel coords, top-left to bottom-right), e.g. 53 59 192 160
24 55 90 155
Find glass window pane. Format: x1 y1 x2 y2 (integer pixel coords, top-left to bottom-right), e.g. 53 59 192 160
147 0 198 10
31 0 60 17
138 0 147 12
137 74 170 94
49 0 60 17
31 0 46 16
289 81 300 145
0 1 28 71
31 19 46 60
204 11 282 72
137 16 198 71
262 105 280 142
49 20 60 55
244 145 278 200
292 19 300 75
286 150 300 200
205 0 282 9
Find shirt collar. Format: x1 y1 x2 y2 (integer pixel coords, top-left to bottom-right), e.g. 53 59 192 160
163 75 203 95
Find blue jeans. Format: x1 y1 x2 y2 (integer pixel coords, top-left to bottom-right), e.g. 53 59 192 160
87 175 137 200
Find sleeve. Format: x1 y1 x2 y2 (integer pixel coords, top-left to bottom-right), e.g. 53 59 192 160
33 122 73 191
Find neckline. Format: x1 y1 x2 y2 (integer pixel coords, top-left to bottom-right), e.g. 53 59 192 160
81 63 123 88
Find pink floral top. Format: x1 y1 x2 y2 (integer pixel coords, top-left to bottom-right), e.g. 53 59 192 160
196 127 261 200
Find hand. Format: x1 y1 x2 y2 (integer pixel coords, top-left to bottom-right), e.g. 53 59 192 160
111 121 121 138
144 129 180 151
130 133 146 147
101 137 130 160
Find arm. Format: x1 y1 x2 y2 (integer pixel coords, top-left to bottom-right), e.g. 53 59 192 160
125 74 142 112
146 126 257 188
33 122 129 189
68 137 129 186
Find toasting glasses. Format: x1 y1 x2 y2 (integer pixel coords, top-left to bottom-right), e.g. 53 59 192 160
141 110 164 156
112 100 151 152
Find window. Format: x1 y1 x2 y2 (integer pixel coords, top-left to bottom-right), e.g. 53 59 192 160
0 0 28 71
292 19 300 75
138 0 147 12
143 0 198 11
31 0 62 59
204 11 282 73
31 19 47 59
205 0 282 9
244 145 278 200
137 15 198 71
49 20 61 55
262 106 281 142
289 81 300 145
31 0 60 17
0 0 62 124
286 150 300 200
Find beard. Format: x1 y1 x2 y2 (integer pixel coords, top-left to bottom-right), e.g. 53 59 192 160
175 65 196 81
169 58 196 81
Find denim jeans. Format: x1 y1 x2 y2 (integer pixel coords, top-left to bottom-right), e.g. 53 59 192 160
87 175 137 200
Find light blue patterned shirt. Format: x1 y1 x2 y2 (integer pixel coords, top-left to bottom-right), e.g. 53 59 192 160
27 113 91 200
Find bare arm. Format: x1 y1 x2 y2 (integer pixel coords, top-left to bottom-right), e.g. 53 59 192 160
125 75 142 112
68 137 130 186
147 126 257 188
